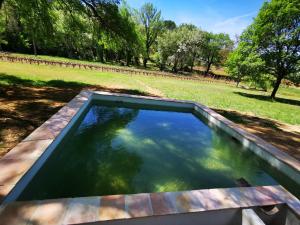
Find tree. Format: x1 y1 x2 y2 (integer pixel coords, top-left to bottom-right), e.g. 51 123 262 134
163 20 176 31
137 3 162 67
226 42 268 89
201 32 233 74
67 0 121 33
178 24 203 71
53 3 94 59
249 0 300 98
157 25 203 72
226 43 248 87
0 6 7 49
4 0 55 55
114 2 141 65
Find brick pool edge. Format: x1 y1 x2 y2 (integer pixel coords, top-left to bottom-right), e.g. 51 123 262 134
0 90 299 224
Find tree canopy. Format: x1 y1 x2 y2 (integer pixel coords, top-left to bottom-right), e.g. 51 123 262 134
136 2 162 67
226 0 300 98
201 32 233 74
1 0 235 73
1 0 298 87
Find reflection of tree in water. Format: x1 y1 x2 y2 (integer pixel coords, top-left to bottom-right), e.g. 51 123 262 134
19 105 142 200
19 106 300 201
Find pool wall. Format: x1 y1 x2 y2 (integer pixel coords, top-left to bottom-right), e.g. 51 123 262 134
0 91 93 204
0 90 299 224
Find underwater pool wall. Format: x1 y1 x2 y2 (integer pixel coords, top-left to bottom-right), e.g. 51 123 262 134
92 91 300 184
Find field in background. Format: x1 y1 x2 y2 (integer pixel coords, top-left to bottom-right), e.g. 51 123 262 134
0 61 299 124
2 52 228 76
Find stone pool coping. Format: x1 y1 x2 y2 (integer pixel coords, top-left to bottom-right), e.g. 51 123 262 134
0 90 299 223
0 185 299 224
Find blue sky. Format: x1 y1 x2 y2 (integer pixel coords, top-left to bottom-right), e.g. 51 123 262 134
126 0 265 38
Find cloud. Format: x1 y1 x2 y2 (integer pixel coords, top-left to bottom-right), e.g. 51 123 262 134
171 8 257 39
210 11 257 38
126 0 258 39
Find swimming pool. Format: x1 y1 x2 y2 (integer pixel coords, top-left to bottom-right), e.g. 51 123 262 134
17 100 300 200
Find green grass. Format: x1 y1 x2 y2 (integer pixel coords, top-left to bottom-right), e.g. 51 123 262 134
0 61 299 125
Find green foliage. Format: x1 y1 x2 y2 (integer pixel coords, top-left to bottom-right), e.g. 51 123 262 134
136 2 162 67
287 67 300 85
2 0 298 83
226 40 270 90
5 0 54 55
0 7 7 48
157 25 203 72
162 20 176 31
228 0 300 98
0 0 235 70
200 32 234 74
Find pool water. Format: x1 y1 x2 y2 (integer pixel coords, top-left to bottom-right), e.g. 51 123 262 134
18 101 300 200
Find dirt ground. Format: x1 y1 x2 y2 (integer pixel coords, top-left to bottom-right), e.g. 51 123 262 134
0 84 299 161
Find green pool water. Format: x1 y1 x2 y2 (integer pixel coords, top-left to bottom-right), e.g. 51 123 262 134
18 101 300 200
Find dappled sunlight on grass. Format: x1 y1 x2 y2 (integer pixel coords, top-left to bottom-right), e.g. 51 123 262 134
134 76 300 124
0 61 299 124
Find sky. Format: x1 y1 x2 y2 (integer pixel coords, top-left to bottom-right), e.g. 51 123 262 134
126 0 265 38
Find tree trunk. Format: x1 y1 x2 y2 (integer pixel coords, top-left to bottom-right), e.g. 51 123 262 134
271 74 284 99
143 58 148 68
126 51 131 66
236 74 241 87
32 38 37 56
95 45 104 62
172 60 178 73
134 56 140 66
205 62 212 75
190 63 194 72
159 63 165 71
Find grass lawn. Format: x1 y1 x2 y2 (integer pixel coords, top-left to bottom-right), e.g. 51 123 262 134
0 61 299 125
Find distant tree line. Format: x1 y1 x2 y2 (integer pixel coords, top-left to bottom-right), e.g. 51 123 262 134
0 0 299 98
0 0 233 74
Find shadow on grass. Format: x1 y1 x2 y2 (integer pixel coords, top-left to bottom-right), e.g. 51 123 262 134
0 73 151 96
214 108 279 130
234 91 300 107
214 108 300 161
0 73 156 158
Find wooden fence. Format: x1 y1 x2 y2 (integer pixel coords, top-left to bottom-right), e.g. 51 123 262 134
0 54 235 83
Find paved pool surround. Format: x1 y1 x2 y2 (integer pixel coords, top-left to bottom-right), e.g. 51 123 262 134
0 91 299 224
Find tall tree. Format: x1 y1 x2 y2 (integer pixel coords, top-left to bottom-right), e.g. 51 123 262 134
137 3 162 67
62 0 123 35
226 41 267 88
157 25 203 72
250 0 300 98
201 32 233 74
18 0 54 55
0 5 7 49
